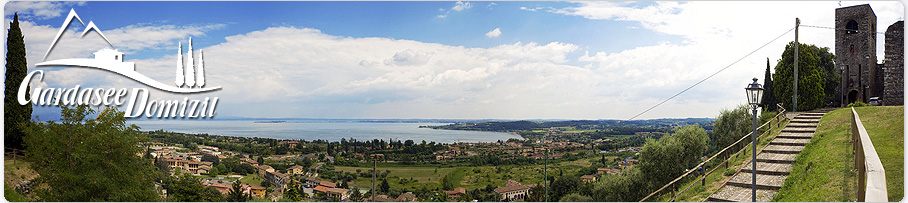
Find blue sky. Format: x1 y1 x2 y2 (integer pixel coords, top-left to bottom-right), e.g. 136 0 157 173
4 1 905 119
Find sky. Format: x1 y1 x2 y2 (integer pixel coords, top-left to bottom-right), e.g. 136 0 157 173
3 1 905 120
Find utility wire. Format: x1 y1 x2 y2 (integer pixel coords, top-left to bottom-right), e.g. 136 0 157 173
800 24 893 34
625 27 796 121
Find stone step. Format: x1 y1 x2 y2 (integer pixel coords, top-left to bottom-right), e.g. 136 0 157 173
775 133 814 139
739 161 793 175
756 153 797 164
800 112 826 116
781 127 816 133
789 119 820 123
708 184 778 202
794 115 823 119
770 138 811 146
786 123 818 128
761 145 805 154
726 172 787 189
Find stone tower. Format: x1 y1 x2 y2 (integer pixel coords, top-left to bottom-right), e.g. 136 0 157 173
835 4 878 105
883 21 904 105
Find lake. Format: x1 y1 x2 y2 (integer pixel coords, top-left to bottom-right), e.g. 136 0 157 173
129 120 522 143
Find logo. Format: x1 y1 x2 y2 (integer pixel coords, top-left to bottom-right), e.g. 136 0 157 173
18 9 221 118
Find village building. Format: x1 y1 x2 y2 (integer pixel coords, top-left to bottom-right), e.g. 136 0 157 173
494 180 531 201
287 165 305 175
256 165 275 175
580 175 597 183
264 171 290 187
160 156 213 175
443 187 467 199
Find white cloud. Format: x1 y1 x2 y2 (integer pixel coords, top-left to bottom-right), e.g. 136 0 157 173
451 1 472 11
485 28 502 38
437 1 473 19
4 1 85 20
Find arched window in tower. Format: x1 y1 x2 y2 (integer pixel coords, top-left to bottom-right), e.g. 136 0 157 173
846 20 859 34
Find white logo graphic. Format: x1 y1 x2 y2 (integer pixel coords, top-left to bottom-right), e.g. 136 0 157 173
20 9 221 119
36 9 220 94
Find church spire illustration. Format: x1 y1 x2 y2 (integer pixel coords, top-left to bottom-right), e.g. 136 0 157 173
175 42 184 87
175 38 205 88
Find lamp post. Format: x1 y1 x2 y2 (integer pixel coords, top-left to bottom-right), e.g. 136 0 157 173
745 78 764 202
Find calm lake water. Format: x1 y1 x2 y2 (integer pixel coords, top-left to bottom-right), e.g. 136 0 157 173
129 120 522 143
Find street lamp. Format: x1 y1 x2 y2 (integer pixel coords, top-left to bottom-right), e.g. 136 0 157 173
745 78 763 202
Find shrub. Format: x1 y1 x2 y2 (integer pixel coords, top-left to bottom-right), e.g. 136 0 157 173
847 102 870 107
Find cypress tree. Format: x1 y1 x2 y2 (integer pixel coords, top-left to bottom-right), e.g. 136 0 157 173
5 12 32 150
762 58 776 111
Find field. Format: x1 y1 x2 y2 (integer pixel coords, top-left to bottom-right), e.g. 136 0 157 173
333 155 611 191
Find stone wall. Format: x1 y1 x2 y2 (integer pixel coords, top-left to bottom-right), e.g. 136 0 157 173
883 21 904 105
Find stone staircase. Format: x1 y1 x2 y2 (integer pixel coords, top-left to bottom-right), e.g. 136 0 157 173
705 109 832 202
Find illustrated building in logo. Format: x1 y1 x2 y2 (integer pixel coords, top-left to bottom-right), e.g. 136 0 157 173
36 10 220 94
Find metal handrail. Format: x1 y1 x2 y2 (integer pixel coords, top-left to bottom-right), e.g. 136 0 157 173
639 104 787 202
851 107 888 202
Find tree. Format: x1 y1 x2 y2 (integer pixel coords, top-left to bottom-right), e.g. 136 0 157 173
202 154 220 166
23 106 158 201
209 166 220 177
551 175 581 201
762 58 777 111
380 179 390 193
283 181 303 201
559 193 592 202
257 156 265 165
350 187 363 202
711 105 752 152
526 184 545 202
773 42 833 111
5 12 32 150
637 125 708 188
226 181 250 202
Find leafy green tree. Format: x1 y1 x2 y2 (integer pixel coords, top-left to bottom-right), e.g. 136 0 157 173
283 181 303 201
526 184 545 202
551 175 581 201
762 58 777 111
637 125 708 189
23 106 158 201
711 105 752 152
441 174 454 190
584 169 646 201
202 154 220 166
166 173 223 201
5 12 32 150
257 156 265 165
209 167 220 177
226 181 250 202
773 42 834 111
559 193 593 202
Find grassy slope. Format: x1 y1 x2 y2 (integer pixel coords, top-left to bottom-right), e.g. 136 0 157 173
775 106 903 201
854 106 903 201
4 157 38 202
334 156 603 191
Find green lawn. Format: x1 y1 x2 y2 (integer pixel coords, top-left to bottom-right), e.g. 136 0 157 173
854 106 903 201
238 174 265 187
774 107 903 201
